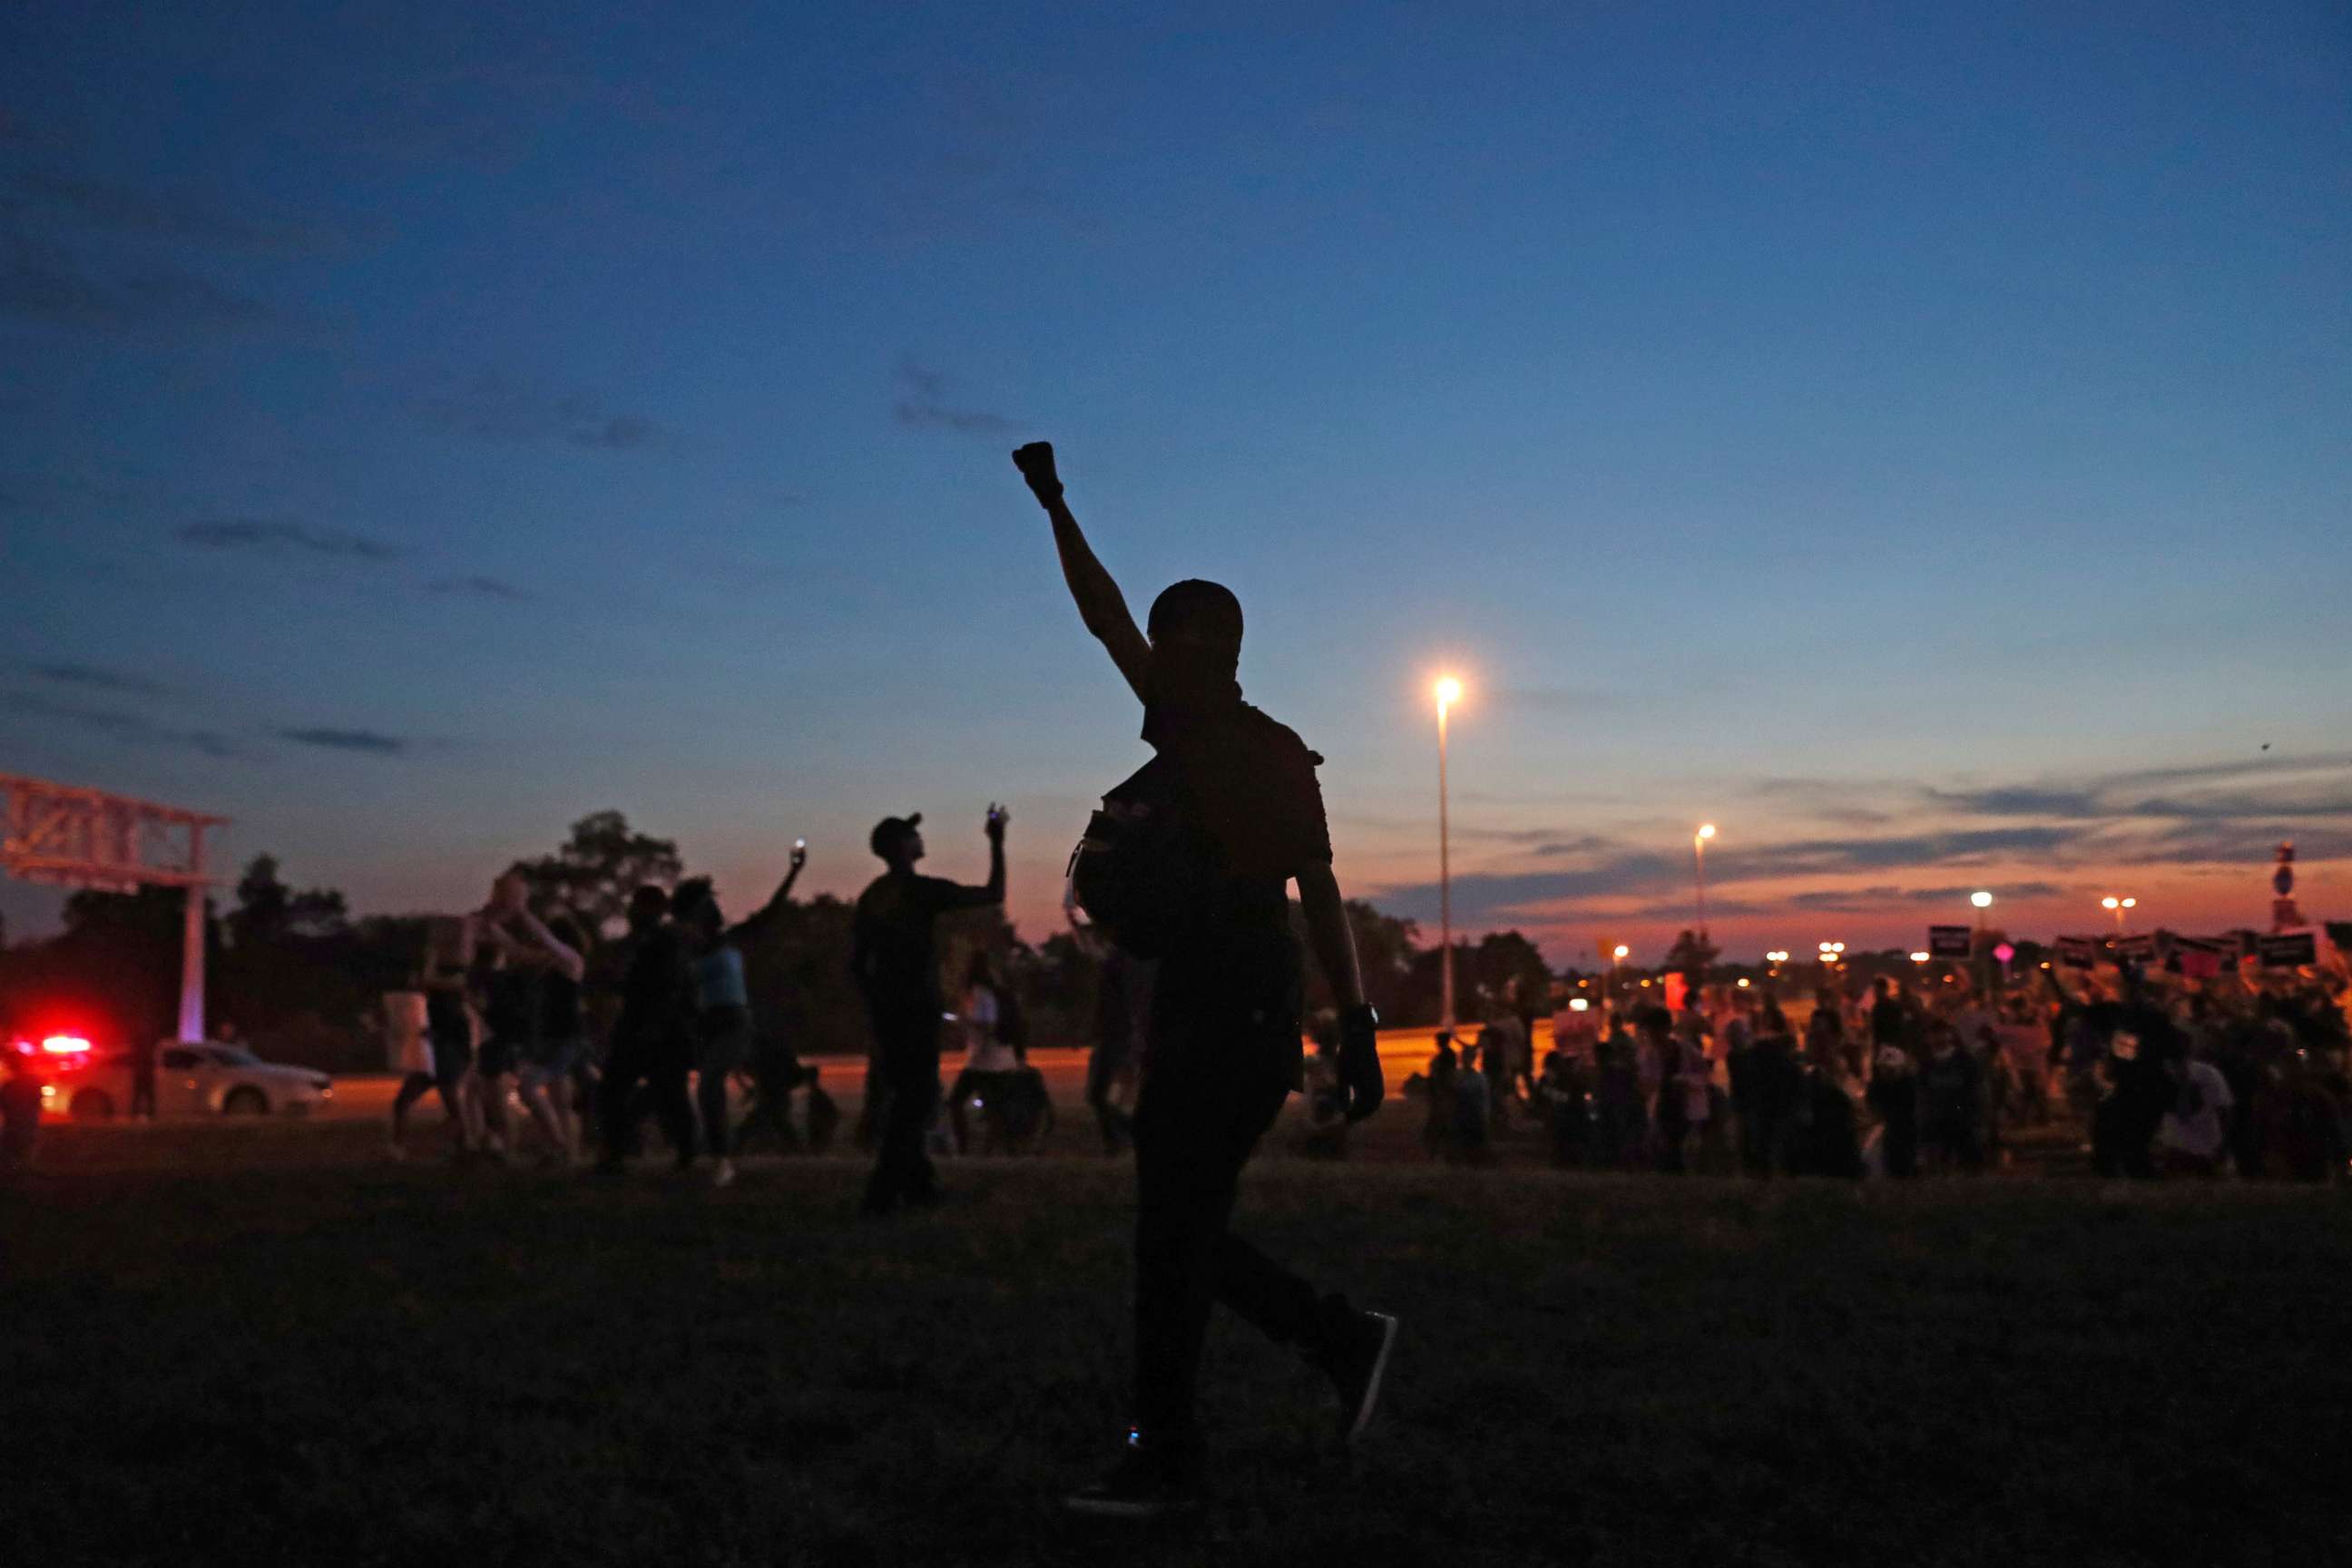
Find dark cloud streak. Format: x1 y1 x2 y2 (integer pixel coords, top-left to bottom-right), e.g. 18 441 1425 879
893 358 1021 436
28 662 173 696
273 727 407 755
176 518 403 561
1 691 235 757
426 574 530 602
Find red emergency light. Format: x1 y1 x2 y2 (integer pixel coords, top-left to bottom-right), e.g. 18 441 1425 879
39 1034 93 1056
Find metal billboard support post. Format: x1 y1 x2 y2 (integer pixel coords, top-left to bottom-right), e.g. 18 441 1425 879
1 773 229 1044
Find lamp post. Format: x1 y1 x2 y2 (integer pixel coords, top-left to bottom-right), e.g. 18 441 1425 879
2102 895 2136 938
1692 823 1717 939
1435 677 1462 1031
1612 944 1630 1014
1971 890 1994 994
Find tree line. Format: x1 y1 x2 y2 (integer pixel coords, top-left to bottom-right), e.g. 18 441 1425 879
0 810 1560 1071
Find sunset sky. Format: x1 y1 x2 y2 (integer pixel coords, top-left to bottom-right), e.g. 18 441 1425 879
5 2 2347 966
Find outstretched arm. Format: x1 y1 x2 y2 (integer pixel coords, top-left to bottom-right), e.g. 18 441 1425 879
727 843 808 945
485 908 586 984
941 806 1010 910
1014 443 1152 702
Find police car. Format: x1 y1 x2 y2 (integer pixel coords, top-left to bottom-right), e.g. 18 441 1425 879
17 1034 333 1121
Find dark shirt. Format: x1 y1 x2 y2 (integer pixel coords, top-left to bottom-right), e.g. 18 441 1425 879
483 963 540 1045
541 968 583 1041
1140 697 1332 1034
614 924 694 1053
852 871 995 1015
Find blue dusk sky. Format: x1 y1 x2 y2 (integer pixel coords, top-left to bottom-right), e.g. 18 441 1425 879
3 1 2347 964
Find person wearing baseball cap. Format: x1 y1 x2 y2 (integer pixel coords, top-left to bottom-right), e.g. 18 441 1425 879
850 803 1007 1214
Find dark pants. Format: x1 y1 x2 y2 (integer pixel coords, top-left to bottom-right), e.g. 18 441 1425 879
696 1010 752 1161
737 1044 815 1153
1881 1101 1919 1178
1132 1033 1336 1446
602 1032 695 1165
1087 1035 1135 1154
391 1071 461 1141
864 1011 942 1211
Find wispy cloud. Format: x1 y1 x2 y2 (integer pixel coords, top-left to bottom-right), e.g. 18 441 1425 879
272 727 407 755
1 691 236 757
27 662 174 697
1374 752 2352 936
176 518 403 561
893 358 1021 436
407 374 667 451
7 169 343 252
426 574 530 601
0 230 273 331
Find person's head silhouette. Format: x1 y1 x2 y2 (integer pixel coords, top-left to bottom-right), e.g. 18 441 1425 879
1146 579 1243 709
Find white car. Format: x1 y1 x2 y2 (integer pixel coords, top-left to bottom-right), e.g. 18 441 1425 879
53 1041 334 1121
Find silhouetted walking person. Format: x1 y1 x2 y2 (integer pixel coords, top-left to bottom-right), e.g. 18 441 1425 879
594 886 698 1172
1016 441 1393 1520
851 808 1006 1214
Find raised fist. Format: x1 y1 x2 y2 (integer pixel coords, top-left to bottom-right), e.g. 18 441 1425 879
1012 442 1061 501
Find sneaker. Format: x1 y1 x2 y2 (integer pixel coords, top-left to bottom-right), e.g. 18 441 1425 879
1323 1309 1398 1444
711 1159 737 1190
1063 1432 1202 1520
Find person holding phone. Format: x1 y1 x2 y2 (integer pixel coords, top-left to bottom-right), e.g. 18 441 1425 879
1014 440 1395 1520
671 841 808 1187
851 807 1007 1214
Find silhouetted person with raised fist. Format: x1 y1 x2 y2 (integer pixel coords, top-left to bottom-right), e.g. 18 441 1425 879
1015 440 1395 1520
851 807 1006 1215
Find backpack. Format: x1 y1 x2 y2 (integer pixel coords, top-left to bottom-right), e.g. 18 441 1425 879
1065 754 1210 958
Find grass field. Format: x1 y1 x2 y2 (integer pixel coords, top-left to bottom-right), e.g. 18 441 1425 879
5 1122 2350 1568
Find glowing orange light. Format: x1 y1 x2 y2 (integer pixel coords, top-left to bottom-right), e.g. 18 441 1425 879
40 1034 91 1055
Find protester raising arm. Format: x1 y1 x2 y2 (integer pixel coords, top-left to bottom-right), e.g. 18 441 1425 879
725 839 809 945
479 885 585 983
941 805 1009 909
1014 443 1152 702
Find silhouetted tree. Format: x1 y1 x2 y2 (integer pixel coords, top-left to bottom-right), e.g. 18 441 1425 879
228 855 349 946
508 810 683 933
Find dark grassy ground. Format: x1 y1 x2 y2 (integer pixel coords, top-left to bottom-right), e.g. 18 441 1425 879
5 1122 2349 1568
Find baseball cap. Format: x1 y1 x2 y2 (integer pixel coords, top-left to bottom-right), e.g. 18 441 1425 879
869 813 923 858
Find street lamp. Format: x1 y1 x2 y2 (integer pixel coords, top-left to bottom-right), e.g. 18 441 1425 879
2102 895 2137 936
1435 677 1463 1029
1693 823 1717 938
1611 943 1629 1011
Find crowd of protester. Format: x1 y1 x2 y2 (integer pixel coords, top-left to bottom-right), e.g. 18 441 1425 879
1386 961 2352 1182
364 815 1075 1196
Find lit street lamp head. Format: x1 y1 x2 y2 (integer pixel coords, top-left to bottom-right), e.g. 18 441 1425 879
1696 822 1717 841
1971 890 1994 909
1612 944 1630 960
1434 676 1462 710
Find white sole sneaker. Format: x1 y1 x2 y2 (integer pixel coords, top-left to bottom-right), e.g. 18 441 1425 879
1346 1312 1399 1443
